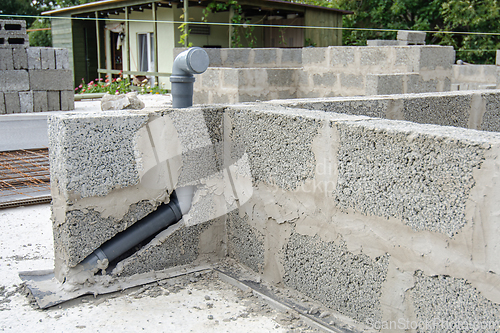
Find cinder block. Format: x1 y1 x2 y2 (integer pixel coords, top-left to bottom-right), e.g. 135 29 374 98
360 48 389 66
312 72 337 86
267 69 294 86
0 70 29 92
0 33 29 48
0 20 27 33
47 91 60 111
366 40 401 46
19 91 33 113
33 91 48 112
0 48 13 70
40 48 56 69
328 47 355 67
4 92 20 113
0 92 4 114
12 47 27 69
29 70 73 91
281 49 302 65
397 30 426 44
253 49 277 65
60 90 74 111
366 74 404 95
419 46 455 70
27 47 42 69
54 48 70 70
223 49 250 66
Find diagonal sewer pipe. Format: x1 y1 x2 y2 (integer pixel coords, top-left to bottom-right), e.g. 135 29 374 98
79 48 209 272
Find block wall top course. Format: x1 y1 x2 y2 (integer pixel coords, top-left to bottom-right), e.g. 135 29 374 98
0 20 27 33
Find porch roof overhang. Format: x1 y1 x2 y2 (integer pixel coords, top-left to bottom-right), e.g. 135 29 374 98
42 0 353 17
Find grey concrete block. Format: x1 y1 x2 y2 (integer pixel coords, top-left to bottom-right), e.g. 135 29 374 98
366 40 401 46
397 30 426 44
419 46 455 70
312 72 336 86
47 91 60 111
27 47 42 69
302 47 327 65
60 90 74 111
0 48 13 70
366 74 404 95
340 73 363 88
222 69 238 88
360 48 389 66
481 92 500 132
0 92 4 114
281 48 302 65
497 50 500 66
227 212 264 273
0 20 27 33
19 91 33 113
33 91 48 112
227 105 319 190
282 233 389 323
54 202 156 269
253 48 277 65
54 48 70 70
329 47 355 67
0 70 29 92
267 69 294 87
412 271 500 329
4 92 20 113
224 49 250 66
407 75 438 93
203 48 222 67
201 69 219 88
29 70 73 91
0 33 29 48
40 48 56 70
48 112 149 198
402 94 471 128
12 47 27 69
334 118 485 236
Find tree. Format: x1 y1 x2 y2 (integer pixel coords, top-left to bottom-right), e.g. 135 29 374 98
287 0 500 63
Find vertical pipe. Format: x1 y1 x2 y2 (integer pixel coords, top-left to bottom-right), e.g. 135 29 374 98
152 1 158 85
125 6 130 76
95 11 102 80
183 0 189 47
228 5 234 48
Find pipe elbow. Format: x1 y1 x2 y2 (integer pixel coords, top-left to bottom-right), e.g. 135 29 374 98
171 47 209 77
174 186 196 215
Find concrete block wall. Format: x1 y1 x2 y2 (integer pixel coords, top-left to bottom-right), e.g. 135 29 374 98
0 47 73 113
266 90 500 132
49 96 500 330
224 104 500 329
189 45 455 103
452 64 497 91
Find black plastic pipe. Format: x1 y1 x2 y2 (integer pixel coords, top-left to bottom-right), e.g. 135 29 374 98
79 189 190 271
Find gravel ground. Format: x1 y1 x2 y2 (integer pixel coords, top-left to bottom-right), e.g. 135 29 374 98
0 204 321 333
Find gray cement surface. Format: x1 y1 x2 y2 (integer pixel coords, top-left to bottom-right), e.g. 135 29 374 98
0 204 332 333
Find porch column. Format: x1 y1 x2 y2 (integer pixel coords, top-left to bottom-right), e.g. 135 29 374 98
228 5 234 48
152 1 158 85
125 6 130 76
95 11 102 79
183 0 189 47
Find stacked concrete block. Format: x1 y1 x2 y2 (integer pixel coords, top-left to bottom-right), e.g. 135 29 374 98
49 98 500 330
268 90 500 132
189 44 455 103
0 20 73 114
397 30 426 45
0 20 29 48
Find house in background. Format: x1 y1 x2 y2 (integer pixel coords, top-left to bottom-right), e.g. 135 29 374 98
42 0 352 88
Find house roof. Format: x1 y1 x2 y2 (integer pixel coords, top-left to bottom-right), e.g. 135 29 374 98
42 0 353 16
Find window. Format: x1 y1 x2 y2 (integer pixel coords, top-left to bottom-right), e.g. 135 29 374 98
138 33 154 72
